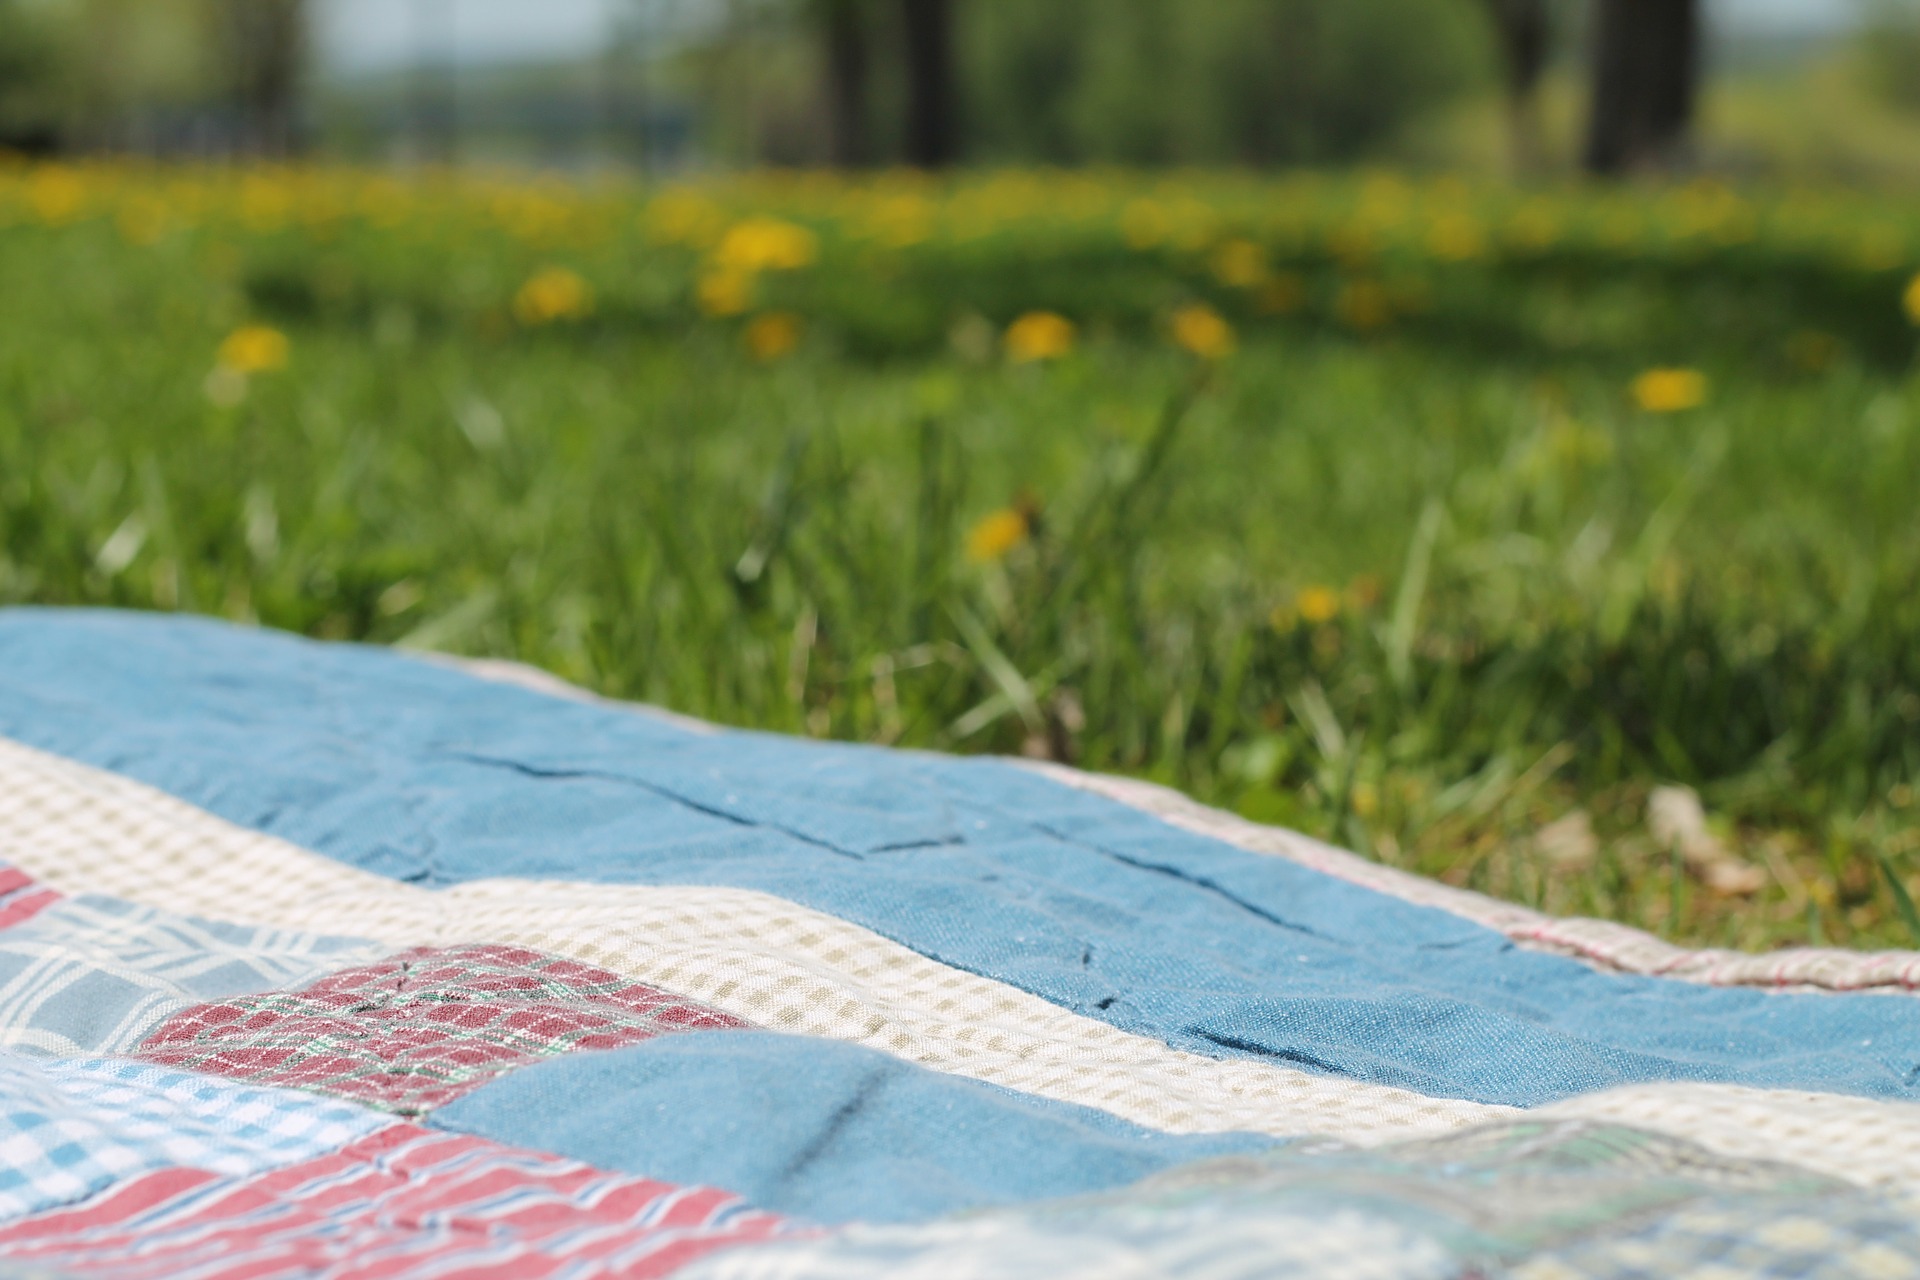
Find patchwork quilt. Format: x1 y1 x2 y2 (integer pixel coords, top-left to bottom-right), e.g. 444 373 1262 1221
0 608 1915 1279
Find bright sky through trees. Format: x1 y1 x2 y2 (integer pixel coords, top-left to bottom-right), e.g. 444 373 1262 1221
311 0 1854 77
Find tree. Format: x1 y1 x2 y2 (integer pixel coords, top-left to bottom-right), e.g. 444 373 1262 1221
819 0 872 167
900 0 958 167
1480 0 1550 172
215 0 306 155
0 0 61 153
1583 0 1699 175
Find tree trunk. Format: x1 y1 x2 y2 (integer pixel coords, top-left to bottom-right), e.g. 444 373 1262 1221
1584 0 1700 176
900 0 959 168
822 0 871 167
1481 0 1550 173
218 0 306 157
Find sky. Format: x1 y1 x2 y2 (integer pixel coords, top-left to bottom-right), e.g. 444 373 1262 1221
312 0 619 74
311 0 1860 77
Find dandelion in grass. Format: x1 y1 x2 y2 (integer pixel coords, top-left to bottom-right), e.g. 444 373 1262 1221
1903 271 1920 325
1426 214 1486 262
1631 367 1708 413
1004 311 1075 363
217 325 289 374
698 271 753 318
966 509 1030 562
715 218 819 273
1171 304 1235 360
644 190 725 247
205 324 287 408
1210 239 1267 288
1295 584 1342 625
744 312 802 362
513 267 593 326
27 166 83 225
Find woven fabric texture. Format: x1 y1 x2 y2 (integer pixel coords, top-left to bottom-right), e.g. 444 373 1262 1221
1 611 1920 1279
0 1124 797 1280
1025 761 1920 994
6 614 1919 1113
0 734 1506 1144
137 943 746 1115
0 1055 389 1225
679 1118 1920 1280
0 890 382 1058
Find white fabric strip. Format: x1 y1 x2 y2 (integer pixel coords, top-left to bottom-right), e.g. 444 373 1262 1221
1537 1083 1920 1190
0 735 1497 1144
1023 761 1920 994
439 654 1920 994
4 734 1919 1192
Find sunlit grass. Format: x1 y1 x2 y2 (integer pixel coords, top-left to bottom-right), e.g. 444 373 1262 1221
3 161 1919 951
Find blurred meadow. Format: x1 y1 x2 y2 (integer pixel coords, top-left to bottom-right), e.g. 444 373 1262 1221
6 0 1920 951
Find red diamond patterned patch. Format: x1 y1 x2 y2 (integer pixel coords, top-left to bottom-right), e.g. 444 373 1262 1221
135 943 748 1115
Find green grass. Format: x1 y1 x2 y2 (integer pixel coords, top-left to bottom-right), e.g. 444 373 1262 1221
4 164 1920 951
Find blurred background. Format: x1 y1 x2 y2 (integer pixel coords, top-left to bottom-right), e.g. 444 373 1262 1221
2 0 1920 178
5 1 1920 954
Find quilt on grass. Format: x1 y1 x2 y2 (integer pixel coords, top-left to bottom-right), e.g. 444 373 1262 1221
0 608 1915 1279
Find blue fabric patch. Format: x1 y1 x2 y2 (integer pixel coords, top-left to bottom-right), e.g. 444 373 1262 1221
428 1030 1277 1224
4 609 1920 1110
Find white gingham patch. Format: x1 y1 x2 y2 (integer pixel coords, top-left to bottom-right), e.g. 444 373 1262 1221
0 1055 392 1223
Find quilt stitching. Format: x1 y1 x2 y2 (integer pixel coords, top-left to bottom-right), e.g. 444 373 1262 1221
0 1056 390 1224
136 943 749 1115
0 1124 801 1279
0 893 384 1058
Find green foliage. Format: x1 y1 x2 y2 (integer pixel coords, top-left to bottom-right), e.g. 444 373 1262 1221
1857 0 1920 113
3 165 1920 951
965 0 1494 164
0 0 61 135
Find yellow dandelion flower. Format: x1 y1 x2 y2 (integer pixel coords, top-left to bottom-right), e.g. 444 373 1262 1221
1426 214 1486 262
744 311 803 362
216 325 289 374
697 271 754 318
1004 311 1076 363
513 266 594 326
1903 271 1920 325
1121 199 1169 250
1295 584 1341 625
1170 304 1235 360
28 167 84 226
643 190 725 247
967 508 1029 562
715 217 818 273
1210 239 1267 288
1631 367 1708 413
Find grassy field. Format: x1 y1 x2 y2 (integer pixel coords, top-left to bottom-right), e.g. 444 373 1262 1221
4 163 1920 951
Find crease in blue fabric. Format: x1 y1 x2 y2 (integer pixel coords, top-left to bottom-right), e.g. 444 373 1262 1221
428 1030 1280 1225
4 609 1920 1110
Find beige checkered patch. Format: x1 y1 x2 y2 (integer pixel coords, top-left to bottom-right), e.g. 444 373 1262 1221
0 735 1499 1143
6 732 1920 1192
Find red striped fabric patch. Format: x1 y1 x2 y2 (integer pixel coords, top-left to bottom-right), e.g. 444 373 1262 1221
0 866 59 931
0 1124 798 1279
135 943 748 1115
